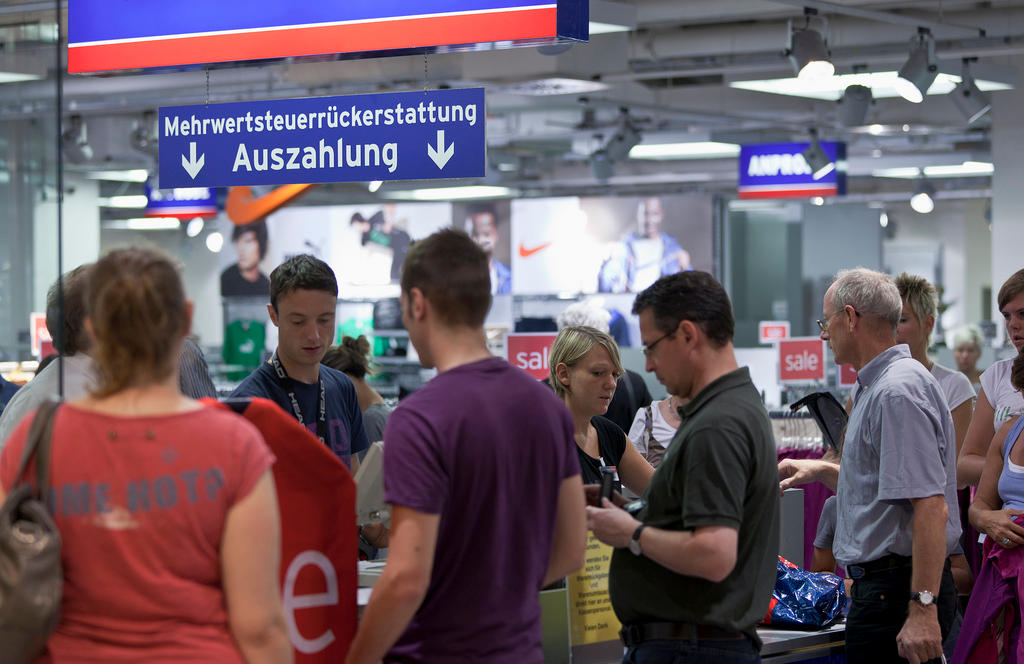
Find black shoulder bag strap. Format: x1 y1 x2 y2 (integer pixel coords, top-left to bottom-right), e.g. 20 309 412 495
13 399 61 497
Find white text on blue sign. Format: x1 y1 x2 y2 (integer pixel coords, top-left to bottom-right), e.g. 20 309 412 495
159 88 486 188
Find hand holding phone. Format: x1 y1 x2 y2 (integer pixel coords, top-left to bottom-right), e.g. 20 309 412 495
599 468 615 503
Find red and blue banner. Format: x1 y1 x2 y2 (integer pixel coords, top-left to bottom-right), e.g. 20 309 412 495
145 183 219 218
738 141 847 200
68 0 587 73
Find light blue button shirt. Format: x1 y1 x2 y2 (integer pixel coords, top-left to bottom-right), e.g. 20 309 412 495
834 344 961 567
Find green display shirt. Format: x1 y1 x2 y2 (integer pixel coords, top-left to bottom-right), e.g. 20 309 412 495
608 366 780 646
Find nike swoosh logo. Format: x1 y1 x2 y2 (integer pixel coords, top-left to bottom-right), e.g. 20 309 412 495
518 242 552 258
225 184 319 225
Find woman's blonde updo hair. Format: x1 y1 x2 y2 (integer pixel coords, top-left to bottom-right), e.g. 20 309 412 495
322 335 374 379
87 247 187 397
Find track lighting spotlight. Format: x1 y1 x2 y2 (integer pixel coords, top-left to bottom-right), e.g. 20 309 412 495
801 130 835 180
787 10 834 80
61 115 93 163
130 110 159 159
838 85 873 127
950 62 992 124
895 29 939 104
590 149 614 181
602 116 643 162
910 178 936 214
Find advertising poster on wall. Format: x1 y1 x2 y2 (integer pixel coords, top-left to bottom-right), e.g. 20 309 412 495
217 202 453 298
581 194 714 294
452 200 513 295
511 197 604 294
509 194 713 296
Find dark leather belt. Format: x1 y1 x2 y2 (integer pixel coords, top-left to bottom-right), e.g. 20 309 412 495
846 553 912 579
620 621 745 647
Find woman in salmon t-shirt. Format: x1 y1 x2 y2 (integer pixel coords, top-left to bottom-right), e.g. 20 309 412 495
0 247 292 664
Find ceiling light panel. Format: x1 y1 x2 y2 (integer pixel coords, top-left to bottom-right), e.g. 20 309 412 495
495 78 609 97
388 186 515 201
729 71 1011 101
872 162 994 179
629 142 740 160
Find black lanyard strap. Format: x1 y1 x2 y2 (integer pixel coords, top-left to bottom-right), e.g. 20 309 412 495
270 352 327 445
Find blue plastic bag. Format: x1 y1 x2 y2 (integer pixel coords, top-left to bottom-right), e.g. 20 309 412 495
761 557 845 629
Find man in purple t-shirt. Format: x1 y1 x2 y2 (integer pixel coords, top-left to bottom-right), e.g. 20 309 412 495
346 229 586 664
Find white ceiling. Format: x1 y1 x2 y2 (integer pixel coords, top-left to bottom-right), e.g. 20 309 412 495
1 0 1021 203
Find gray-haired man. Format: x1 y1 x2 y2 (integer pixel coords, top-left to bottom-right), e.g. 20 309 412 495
780 268 959 664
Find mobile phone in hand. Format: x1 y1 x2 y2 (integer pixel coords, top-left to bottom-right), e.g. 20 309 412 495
599 467 615 503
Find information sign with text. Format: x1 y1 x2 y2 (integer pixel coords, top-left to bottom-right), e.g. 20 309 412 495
778 337 827 384
505 332 558 380
159 88 485 188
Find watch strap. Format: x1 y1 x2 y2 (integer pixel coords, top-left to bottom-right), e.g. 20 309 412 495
629 523 646 556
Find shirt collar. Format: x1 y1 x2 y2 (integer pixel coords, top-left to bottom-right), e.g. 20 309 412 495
679 366 752 419
855 343 908 391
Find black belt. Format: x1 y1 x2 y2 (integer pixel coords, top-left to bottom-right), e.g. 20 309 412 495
620 621 746 647
846 553 913 579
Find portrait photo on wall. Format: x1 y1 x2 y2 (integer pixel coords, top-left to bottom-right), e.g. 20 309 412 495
219 218 271 297
452 200 512 295
582 194 714 293
264 202 452 296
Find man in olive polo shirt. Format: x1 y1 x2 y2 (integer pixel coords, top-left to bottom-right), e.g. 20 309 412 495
587 271 779 663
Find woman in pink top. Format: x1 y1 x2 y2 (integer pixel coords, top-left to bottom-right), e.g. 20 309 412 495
0 247 292 663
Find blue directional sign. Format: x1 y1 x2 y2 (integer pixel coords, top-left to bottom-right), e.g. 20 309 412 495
159 88 486 188
737 141 847 200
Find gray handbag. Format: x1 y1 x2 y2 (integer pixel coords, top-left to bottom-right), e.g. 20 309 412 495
0 399 63 663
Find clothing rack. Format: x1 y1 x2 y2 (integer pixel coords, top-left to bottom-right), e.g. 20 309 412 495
768 411 825 451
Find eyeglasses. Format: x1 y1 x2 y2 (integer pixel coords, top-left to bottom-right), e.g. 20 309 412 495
816 308 861 332
642 331 674 357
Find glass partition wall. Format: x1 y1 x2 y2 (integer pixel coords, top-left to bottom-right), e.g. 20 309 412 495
0 3 62 392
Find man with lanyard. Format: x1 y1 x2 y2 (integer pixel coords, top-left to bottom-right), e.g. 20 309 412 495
232 254 368 473
780 268 959 664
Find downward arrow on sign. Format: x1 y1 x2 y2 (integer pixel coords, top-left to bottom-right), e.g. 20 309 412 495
427 130 454 169
181 142 205 179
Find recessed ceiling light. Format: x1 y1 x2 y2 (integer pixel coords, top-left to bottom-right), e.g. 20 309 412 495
98 195 149 208
629 141 740 160
389 186 514 201
85 169 150 183
102 217 181 230
496 77 610 96
728 71 1011 101
589 0 637 35
872 161 994 179
0 72 40 83
206 232 224 252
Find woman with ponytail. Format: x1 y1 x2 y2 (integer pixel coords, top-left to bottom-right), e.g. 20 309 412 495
0 248 292 663
322 335 392 444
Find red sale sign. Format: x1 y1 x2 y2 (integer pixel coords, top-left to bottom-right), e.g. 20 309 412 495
838 364 858 388
778 337 826 384
506 332 558 380
30 312 51 358
759 320 791 344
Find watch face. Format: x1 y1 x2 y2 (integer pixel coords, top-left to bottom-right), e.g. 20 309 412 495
914 590 935 605
628 539 642 556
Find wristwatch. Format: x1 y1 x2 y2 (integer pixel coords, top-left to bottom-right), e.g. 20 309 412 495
910 590 936 606
628 524 646 556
